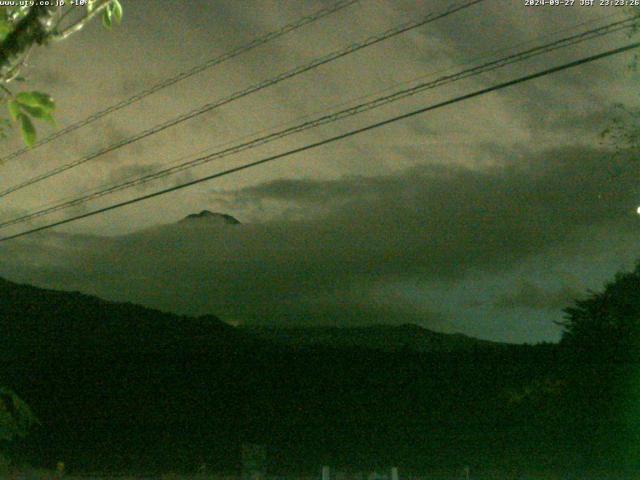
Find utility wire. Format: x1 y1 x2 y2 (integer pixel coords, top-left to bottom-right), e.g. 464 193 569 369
21 9 624 216
0 0 359 163
0 0 485 199
0 16 633 230
1 41 637 243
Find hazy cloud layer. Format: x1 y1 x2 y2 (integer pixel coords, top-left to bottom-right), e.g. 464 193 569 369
1 144 637 342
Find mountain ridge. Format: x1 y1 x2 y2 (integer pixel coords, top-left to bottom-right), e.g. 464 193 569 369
241 323 504 353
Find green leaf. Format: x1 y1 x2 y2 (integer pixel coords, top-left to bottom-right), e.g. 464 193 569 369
112 0 123 24
0 8 11 40
7 100 20 122
15 91 54 113
102 7 112 29
17 113 36 147
18 104 55 125
0 17 11 43
42 112 55 126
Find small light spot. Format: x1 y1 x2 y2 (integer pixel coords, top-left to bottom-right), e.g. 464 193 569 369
637 206 640 215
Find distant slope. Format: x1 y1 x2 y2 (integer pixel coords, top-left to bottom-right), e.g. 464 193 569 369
0 276 237 358
240 324 504 353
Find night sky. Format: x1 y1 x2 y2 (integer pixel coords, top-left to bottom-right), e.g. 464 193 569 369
0 0 638 343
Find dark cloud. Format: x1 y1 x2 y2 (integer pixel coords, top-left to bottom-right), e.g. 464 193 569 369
95 120 144 162
106 163 158 186
493 280 586 311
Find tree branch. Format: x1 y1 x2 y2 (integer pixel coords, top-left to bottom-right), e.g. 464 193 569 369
54 0 112 41
2 44 33 84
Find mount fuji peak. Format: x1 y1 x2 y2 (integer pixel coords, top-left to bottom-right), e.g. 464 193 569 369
180 210 240 225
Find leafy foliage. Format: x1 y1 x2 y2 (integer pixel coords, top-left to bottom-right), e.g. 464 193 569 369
558 261 640 362
0 1 123 147
4 90 55 147
102 0 123 29
555 262 640 471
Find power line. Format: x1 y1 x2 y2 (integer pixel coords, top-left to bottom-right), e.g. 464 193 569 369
0 0 485 199
28 9 624 212
1 16 632 228
0 0 359 163
0 15 633 230
1 41 637 243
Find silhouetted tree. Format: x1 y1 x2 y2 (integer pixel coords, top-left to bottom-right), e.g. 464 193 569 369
556 261 640 471
557 260 640 363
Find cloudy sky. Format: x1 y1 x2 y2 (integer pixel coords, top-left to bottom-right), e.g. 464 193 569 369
0 0 638 343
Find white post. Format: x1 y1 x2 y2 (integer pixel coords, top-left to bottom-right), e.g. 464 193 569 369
322 466 331 480
390 467 398 480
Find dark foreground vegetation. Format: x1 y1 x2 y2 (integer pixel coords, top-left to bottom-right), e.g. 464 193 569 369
0 263 639 477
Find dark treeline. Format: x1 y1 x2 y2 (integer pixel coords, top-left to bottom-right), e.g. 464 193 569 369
0 264 638 476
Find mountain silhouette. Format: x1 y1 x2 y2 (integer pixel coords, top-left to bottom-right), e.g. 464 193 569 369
179 210 240 225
